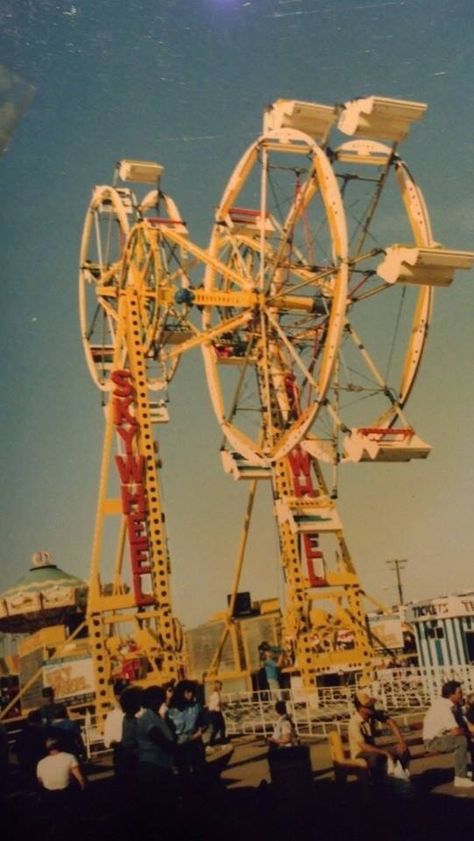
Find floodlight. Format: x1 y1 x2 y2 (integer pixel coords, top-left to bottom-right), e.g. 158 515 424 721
264 99 336 141
337 96 427 142
118 159 164 183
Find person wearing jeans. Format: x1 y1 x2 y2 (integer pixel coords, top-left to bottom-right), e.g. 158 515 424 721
423 679 474 789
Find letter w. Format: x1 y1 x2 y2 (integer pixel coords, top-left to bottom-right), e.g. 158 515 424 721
287 447 312 478
115 455 145 483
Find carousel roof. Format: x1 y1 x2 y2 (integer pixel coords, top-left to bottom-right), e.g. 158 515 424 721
0 551 87 634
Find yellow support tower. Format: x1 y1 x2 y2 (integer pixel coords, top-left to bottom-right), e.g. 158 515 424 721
79 170 187 716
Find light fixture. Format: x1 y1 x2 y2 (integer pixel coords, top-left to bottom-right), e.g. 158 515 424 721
117 159 164 184
264 99 336 141
337 96 427 142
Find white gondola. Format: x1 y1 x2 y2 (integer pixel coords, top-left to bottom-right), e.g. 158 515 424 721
89 345 115 369
220 450 272 480
275 497 342 534
94 185 135 214
227 206 275 238
149 402 170 424
343 428 431 463
377 246 474 287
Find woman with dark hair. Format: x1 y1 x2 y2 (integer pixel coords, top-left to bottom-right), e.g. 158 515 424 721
159 681 176 726
168 680 206 779
111 686 143 832
118 686 143 779
136 685 176 835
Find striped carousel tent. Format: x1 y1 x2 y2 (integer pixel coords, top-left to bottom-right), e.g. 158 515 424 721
0 551 87 633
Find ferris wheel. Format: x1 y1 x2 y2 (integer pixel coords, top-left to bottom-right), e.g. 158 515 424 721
79 160 190 393
202 97 474 475
200 96 474 684
76 104 474 696
78 160 192 711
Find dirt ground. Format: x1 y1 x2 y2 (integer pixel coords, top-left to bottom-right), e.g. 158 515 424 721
3 735 474 840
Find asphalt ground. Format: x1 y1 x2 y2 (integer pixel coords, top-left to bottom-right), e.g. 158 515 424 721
3 735 474 840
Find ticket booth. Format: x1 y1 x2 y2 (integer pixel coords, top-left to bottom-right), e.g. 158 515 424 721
404 593 474 668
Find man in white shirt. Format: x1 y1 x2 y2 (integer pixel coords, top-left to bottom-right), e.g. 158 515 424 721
37 735 86 826
37 738 85 792
423 679 474 788
207 680 227 745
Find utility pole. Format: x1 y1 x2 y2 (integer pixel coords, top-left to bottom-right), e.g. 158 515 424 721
386 558 407 605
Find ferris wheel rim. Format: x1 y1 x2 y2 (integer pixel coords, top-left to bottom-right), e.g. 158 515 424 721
202 128 349 464
333 140 434 431
78 185 131 391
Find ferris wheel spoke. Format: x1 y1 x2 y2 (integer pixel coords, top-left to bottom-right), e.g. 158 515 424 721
224 236 263 286
265 175 319 293
270 264 337 303
265 309 321 393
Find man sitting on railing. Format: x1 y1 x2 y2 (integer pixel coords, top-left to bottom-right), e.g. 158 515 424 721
348 690 410 783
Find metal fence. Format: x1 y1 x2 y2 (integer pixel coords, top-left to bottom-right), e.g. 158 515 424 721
206 664 474 741
78 663 474 757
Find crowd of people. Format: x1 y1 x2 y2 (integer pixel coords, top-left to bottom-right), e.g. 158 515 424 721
0 679 230 840
101 678 230 838
3 672 474 840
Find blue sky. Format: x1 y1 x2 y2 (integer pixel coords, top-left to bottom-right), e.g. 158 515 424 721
0 0 473 628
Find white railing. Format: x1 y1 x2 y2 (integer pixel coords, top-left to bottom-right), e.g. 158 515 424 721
79 664 474 756
218 664 474 740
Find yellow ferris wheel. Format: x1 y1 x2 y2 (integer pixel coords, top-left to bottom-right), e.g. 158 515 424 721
78 97 474 706
203 96 473 470
78 160 194 714
199 96 474 687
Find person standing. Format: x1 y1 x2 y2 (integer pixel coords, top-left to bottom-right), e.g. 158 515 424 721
207 680 227 746
136 686 176 838
118 686 143 780
423 679 474 788
36 736 86 831
103 681 126 773
168 681 206 774
14 709 46 786
113 686 143 833
263 650 281 698
159 681 175 728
